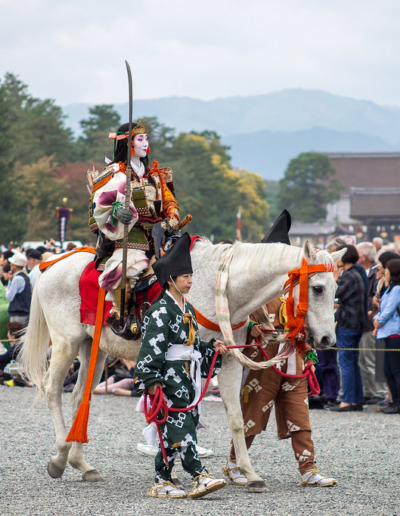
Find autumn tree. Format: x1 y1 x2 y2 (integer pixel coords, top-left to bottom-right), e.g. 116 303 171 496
21 157 68 240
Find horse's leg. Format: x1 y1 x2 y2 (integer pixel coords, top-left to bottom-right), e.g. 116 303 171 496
43 338 81 479
67 339 107 481
218 354 267 493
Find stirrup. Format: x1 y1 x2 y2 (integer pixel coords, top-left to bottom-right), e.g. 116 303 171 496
148 480 187 498
222 460 248 486
110 312 141 341
300 467 338 487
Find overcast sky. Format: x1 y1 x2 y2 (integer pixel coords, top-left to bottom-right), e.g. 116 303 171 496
1 0 400 107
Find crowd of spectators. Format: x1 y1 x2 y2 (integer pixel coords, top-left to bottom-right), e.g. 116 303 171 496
1 235 400 418
0 240 77 388
312 237 400 414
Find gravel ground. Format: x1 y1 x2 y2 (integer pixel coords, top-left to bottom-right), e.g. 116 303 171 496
1 386 400 516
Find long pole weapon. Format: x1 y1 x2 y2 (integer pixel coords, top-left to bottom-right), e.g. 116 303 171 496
119 60 133 325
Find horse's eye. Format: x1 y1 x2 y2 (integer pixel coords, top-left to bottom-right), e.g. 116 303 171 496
312 286 324 295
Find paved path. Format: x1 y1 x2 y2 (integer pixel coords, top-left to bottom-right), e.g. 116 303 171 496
1 387 399 515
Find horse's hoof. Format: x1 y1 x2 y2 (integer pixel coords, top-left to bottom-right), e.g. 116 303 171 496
82 469 104 482
247 480 267 493
47 460 65 479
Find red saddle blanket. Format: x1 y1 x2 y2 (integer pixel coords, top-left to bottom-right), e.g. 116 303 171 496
79 235 202 326
79 261 162 326
79 262 113 325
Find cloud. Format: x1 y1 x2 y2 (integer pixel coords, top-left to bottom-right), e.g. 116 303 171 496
1 0 400 106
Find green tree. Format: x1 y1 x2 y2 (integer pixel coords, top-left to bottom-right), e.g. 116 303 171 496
1 73 75 166
145 117 176 163
264 179 280 221
0 83 26 244
232 169 269 241
278 152 345 222
77 104 121 162
169 132 268 241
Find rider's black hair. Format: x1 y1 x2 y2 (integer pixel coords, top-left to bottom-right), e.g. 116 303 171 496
113 122 149 168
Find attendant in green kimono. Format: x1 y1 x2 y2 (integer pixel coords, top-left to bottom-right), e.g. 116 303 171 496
135 233 228 499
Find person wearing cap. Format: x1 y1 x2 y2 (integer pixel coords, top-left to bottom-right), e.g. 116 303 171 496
87 119 181 314
6 252 31 325
134 233 228 499
26 249 43 289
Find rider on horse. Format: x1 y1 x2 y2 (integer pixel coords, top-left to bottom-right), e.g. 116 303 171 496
87 119 181 322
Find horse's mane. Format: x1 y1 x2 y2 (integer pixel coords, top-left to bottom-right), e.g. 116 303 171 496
193 239 335 272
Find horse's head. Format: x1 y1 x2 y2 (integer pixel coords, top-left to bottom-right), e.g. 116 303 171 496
296 241 346 350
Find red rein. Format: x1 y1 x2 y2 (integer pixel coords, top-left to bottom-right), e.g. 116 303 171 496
144 257 334 465
144 338 319 466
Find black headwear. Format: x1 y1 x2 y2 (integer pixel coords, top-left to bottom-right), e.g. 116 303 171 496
27 249 42 260
153 233 193 288
261 209 291 245
379 251 399 268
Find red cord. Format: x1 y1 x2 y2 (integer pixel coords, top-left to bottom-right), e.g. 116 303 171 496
143 338 319 464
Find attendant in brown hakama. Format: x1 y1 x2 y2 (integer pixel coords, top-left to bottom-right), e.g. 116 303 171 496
224 298 337 487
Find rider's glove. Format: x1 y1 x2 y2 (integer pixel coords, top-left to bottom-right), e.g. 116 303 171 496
114 206 133 225
164 217 179 235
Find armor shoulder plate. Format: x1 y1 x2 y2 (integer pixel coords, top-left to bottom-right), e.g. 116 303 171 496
159 166 173 184
92 163 120 193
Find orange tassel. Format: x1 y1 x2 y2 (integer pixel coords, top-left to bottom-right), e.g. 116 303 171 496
66 401 90 443
65 288 106 444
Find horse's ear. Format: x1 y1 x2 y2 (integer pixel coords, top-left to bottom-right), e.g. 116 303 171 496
303 240 317 264
330 248 347 264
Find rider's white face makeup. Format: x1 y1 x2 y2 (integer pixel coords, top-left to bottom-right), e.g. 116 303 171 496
133 134 148 158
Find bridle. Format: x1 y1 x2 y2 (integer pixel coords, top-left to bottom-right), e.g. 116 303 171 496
284 258 334 345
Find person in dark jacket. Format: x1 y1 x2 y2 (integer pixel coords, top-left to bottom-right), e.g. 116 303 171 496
6 252 31 326
356 242 387 403
329 245 365 412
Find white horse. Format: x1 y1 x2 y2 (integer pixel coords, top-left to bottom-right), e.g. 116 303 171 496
21 240 344 491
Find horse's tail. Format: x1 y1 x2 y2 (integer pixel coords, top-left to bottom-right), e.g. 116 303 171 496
19 283 50 391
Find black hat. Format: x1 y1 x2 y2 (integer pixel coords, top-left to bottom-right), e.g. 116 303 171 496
261 209 291 245
2 250 14 261
27 249 42 260
153 233 193 288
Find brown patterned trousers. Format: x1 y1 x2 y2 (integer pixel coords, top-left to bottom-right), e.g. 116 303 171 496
229 345 316 474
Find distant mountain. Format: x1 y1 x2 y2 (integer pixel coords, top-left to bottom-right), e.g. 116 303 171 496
62 89 400 178
223 127 397 179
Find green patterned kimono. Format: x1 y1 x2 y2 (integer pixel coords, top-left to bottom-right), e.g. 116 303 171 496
135 290 222 481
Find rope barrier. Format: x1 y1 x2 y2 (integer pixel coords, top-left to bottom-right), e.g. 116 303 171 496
328 347 400 352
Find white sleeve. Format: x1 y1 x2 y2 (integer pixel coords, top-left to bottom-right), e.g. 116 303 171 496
93 171 138 240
